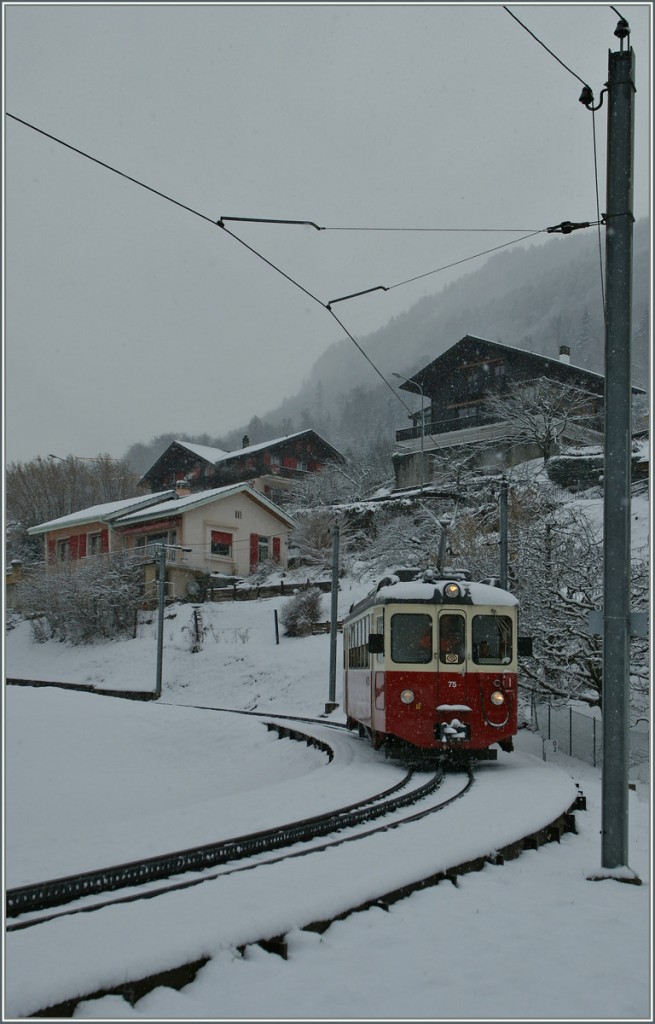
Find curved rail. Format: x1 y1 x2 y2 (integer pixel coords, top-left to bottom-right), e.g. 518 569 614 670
6 722 440 921
8 767 473 935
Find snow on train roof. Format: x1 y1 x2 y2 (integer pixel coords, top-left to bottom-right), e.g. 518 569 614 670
373 579 518 607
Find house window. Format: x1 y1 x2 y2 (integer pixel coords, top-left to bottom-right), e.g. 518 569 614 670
211 531 232 558
458 405 477 420
297 460 308 472
235 510 243 519
258 536 269 561
56 539 71 562
270 455 281 466
89 533 103 555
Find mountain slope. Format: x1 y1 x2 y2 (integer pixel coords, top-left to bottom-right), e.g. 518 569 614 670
125 220 649 470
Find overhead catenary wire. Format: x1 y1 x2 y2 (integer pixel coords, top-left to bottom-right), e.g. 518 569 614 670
9 113 409 421
385 230 547 291
326 306 414 414
502 6 592 88
6 111 595 428
220 215 543 233
6 113 218 228
501 6 611 352
7 111 515 421
323 225 541 233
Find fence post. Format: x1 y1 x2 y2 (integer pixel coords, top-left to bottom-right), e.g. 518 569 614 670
569 706 573 756
548 704 551 739
274 609 280 645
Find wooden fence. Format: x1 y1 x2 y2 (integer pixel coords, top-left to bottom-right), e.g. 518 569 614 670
206 579 333 602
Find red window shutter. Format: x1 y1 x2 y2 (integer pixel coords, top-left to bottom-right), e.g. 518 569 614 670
47 539 56 564
69 535 79 560
250 533 259 572
100 529 109 553
78 534 87 558
273 536 281 562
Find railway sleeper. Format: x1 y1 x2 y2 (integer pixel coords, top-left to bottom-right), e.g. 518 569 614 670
266 721 334 762
29 956 211 1018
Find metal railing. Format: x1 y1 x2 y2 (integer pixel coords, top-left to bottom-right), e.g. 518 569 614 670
531 700 650 779
396 413 498 441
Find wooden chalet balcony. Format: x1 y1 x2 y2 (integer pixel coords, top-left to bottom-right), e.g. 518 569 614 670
396 413 498 441
396 412 605 446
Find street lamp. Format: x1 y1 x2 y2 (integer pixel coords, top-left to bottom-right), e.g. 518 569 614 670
392 372 425 494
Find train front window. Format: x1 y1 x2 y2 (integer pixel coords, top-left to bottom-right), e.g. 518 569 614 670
390 614 433 664
438 614 466 664
472 614 513 664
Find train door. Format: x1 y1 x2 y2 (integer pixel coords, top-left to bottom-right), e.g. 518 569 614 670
437 611 467 707
371 612 386 735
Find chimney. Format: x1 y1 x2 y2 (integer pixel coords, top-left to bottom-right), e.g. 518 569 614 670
242 435 250 448
559 345 571 364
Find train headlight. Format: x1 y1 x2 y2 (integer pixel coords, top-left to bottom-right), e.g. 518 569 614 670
400 689 415 704
444 582 461 599
490 690 505 706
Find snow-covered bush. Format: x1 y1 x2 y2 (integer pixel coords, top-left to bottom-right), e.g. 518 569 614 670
15 552 144 645
280 587 323 637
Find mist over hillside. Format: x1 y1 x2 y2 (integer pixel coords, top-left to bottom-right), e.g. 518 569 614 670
125 220 650 474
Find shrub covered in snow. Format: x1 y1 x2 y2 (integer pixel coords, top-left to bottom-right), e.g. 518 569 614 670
15 552 144 645
280 587 323 637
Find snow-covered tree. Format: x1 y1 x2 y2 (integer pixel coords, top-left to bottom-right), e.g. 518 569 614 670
482 376 601 463
289 442 393 510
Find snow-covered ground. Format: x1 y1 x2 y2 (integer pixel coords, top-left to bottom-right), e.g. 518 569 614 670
4 579 652 1021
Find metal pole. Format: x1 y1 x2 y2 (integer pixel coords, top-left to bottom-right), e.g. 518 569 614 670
499 475 508 589
419 387 425 494
326 524 340 712
601 43 635 870
155 544 166 699
593 717 597 769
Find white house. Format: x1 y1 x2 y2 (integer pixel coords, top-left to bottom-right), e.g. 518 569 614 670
28 484 296 602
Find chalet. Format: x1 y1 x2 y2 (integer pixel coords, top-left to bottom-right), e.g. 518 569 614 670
140 430 345 505
27 484 296 602
27 492 177 566
393 335 645 489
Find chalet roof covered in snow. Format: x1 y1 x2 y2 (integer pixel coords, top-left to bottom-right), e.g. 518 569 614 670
401 334 646 395
27 492 177 536
140 430 345 487
113 483 296 529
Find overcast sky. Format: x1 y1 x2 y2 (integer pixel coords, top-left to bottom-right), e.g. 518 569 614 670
3 2 651 465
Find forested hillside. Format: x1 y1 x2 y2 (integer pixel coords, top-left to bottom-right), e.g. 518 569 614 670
124 219 650 474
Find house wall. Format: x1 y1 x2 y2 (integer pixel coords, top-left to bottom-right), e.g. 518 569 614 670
42 522 112 566
180 494 291 578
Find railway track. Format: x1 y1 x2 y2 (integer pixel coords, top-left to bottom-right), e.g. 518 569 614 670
7 717 452 925
6 704 586 1019
8 773 584 1019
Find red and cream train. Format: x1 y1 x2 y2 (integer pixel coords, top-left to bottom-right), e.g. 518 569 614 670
343 568 528 760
